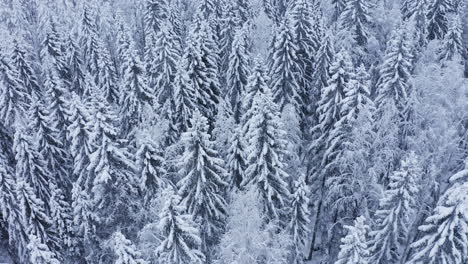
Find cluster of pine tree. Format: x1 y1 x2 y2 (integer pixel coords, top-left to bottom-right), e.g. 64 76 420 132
0 0 467 263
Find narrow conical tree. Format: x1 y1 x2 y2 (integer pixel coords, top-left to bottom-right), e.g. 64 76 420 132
29 100 69 188
65 35 86 97
43 66 71 141
375 26 413 109
332 0 347 22
111 232 147 264
0 55 28 127
136 140 167 204
155 188 205 264
426 0 453 40
310 32 335 123
152 22 181 107
439 14 464 61
226 126 247 189
242 58 269 123
226 26 251 123
172 58 197 136
177 111 227 246
408 160 468 264
11 39 41 98
119 31 155 135
26 234 60 264
41 18 67 79
339 0 373 46
13 127 52 206
368 154 422 264
289 0 319 104
336 216 370 264
269 17 304 116
97 40 120 104
80 5 100 76
185 20 221 123
288 176 311 264
243 86 290 223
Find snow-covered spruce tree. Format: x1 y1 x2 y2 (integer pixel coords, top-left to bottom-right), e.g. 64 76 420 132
401 0 418 20
13 127 53 207
86 90 140 235
289 0 319 105
339 0 373 46
219 2 240 86
0 161 27 260
269 17 304 117
426 0 453 40
41 18 67 76
226 126 247 190
144 0 169 37
341 64 374 122
288 176 310 264
375 25 413 109
314 49 354 144
439 14 464 62
155 188 205 264
29 100 69 189
136 139 167 205
241 58 269 124
185 19 221 124
65 35 86 97
177 111 227 248
15 179 58 262
26 234 60 264
49 183 74 256
11 39 41 98
111 232 147 264
407 160 468 264
79 4 101 76
67 93 93 183
411 0 429 50
97 39 120 104
226 26 251 123
119 31 155 136
309 31 335 124
152 22 181 107
335 216 370 264
243 86 291 224
263 0 289 25
171 57 197 136
0 54 28 127
198 0 219 20
368 154 422 264
43 66 71 141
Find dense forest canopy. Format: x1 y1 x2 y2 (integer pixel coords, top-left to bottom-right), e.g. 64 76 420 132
0 0 467 263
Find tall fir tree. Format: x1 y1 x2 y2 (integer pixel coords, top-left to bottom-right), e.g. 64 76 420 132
177 111 227 248
152 22 181 108
241 58 269 124
119 28 155 136
225 126 247 190
28 100 69 188
368 154 422 264
335 216 370 264
407 160 468 264
0 54 28 127
288 176 311 264
226 26 251 123
426 0 453 40
339 0 373 46
155 188 205 264
439 14 464 62
11 39 41 99
269 17 304 117
65 35 86 97
111 232 147 264
243 86 291 224
136 140 167 205
375 25 413 109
